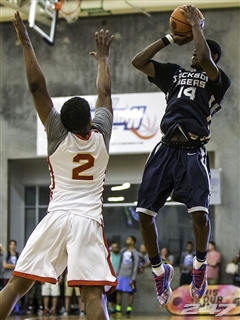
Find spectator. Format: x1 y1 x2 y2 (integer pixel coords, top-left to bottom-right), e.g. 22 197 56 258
25 282 43 315
180 241 195 285
207 241 221 284
2 240 19 287
161 247 174 265
138 244 151 272
232 249 240 287
41 282 61 315
63 279 85 316
2 240 21 314
107 242 121 314
116 236 139 317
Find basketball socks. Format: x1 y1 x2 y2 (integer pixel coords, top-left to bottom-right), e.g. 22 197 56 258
150 254 164 276
194 250 207 269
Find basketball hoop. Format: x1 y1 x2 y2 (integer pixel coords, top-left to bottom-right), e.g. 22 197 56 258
55 0 81 23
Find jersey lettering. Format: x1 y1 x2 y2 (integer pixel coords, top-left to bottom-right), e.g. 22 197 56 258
72 154 94 180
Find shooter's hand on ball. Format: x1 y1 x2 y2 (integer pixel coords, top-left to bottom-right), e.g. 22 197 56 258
180 5 205 29
171 33 193 46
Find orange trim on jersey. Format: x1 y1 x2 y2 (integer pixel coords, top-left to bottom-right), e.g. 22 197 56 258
102 226 117 279
13 271 57 284
47 156 55 204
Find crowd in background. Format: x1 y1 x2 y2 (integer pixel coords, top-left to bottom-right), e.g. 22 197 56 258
0 238 239 316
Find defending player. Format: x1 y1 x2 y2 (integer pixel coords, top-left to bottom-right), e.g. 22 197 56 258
0 12 116 320
132 5 231 307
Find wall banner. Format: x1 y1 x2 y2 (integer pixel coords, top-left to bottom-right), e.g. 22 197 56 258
37 92 165 156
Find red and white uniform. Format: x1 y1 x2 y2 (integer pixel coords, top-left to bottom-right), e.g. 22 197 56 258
13 107 117 294
47 129 108 224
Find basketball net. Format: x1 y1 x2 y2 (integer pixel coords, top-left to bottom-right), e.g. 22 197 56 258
55 0 81 23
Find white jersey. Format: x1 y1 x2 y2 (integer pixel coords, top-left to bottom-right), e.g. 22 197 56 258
44 107 113 224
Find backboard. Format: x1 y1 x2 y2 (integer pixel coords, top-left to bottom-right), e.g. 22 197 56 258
28 0 58 44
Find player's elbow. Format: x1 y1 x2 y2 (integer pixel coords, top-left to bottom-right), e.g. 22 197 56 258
131 56 142 70
98 86 111 99
28 81 40 93
198 51 213 67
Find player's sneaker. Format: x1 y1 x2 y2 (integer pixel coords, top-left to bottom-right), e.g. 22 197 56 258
152 264 174 307
190 258 208 299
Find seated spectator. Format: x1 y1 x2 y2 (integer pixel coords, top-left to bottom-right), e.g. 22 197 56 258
207 241 221 285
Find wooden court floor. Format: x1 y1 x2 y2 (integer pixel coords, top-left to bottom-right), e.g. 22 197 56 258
6 315 239 320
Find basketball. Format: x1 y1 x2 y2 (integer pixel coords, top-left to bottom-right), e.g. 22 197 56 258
169 6 204 36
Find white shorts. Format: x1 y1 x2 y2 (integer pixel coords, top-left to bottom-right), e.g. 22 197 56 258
13 210 117 294
41 282 60 297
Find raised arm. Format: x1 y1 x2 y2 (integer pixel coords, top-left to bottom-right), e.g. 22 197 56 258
132 33 192 78
89 29 113 115
12 11 53 124
181 5 219 81
131 39 166 78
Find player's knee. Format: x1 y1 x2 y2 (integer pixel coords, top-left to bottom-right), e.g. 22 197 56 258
138 211 154 226
191 211 210 227
8 276 35 296
81 286 103 303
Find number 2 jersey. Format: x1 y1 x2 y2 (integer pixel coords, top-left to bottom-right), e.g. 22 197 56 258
148 60 231 143
44 107 113 225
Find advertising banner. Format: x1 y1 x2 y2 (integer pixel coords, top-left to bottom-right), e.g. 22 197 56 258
37 92 165 156
167 284 240 316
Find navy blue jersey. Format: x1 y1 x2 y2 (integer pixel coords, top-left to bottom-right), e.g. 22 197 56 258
148 61 231 143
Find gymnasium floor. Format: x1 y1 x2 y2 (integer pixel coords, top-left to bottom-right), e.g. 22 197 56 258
6 315 238 320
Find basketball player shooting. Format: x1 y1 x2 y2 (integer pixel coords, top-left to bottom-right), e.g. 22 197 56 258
132 5 231 307
0 11 116 320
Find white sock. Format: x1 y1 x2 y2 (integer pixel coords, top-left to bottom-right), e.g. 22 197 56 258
152 264 164 276
194 257 206 269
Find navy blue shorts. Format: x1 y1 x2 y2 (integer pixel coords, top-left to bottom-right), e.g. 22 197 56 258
136 139 211 216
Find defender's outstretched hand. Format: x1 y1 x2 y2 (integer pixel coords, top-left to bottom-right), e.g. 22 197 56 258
89 29 114 61
12 11 30 45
